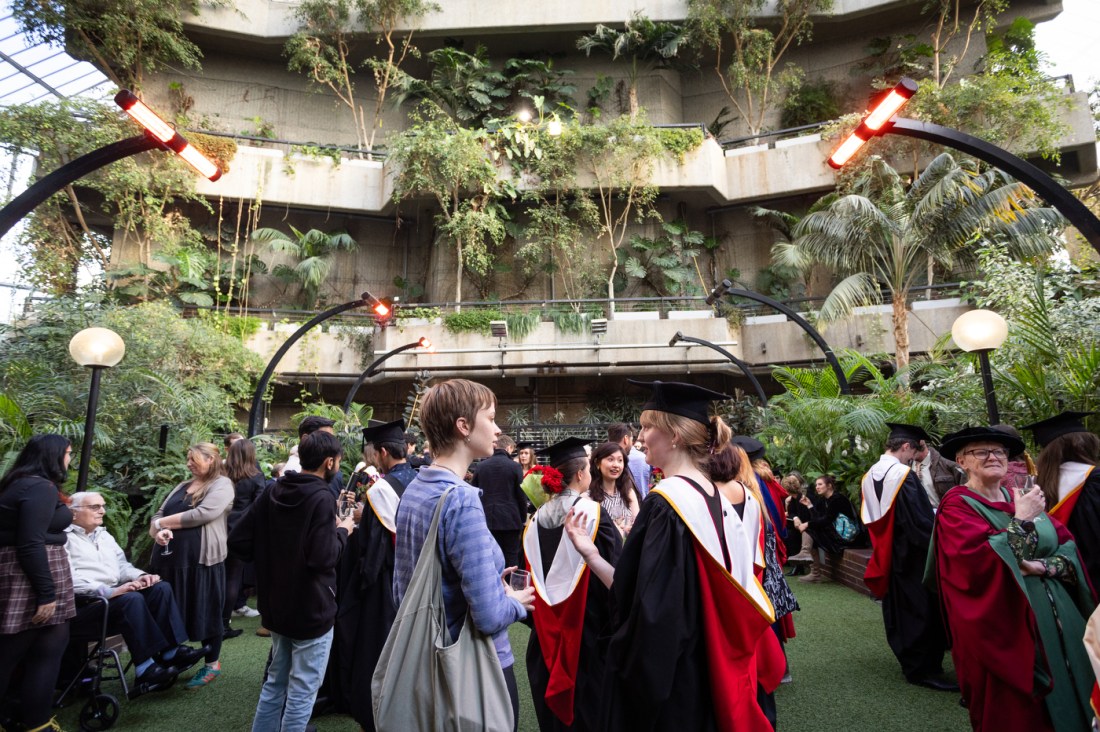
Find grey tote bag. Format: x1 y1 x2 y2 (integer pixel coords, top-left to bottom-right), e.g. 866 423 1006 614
371 486 515 731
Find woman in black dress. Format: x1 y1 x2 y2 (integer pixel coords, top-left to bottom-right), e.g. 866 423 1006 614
524 438 622 731
150 442 233 688
0 434 76 732
222 438 265 635
792 474 864 582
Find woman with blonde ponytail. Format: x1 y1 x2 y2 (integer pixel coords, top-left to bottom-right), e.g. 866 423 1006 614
595 381 781 732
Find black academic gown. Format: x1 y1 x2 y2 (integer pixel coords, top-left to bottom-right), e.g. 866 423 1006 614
882 472 947 680
527 507 622 732
315 465 413 730
599 494 726 732
1063 470 1100 594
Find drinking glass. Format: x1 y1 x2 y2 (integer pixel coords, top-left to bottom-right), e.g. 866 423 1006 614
1013 473 1035 493
337 493 356 520
160 537 173 557
509 569 531 591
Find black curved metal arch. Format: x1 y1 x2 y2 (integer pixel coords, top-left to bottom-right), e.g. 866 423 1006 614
887 118 1100 256
706 280 851 394
342 340 426 415
247 293 377 437
669 331 769 405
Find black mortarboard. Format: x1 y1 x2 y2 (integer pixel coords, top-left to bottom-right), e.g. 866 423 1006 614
939 426 1025 462
515 441 535 451
629 380 730 425
535 437 592 467
886 422 931 444
362 419 406 448
731 436 765 461
1021 411 1096 449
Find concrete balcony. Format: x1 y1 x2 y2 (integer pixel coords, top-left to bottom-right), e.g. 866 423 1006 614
245 298 971 384
186 0 935 43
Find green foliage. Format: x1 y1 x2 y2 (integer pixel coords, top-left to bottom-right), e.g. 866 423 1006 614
395 45 511 127
656 127 704 160
194 311 263 340
781 76 840 128
395 306 442 322
577 13 692 119
548 308 588 335
443 309 505 334
504 311 541 341
760 351 948 500
688 0 831 136
107 242 266 309
754 262 803 301
579 395 643 424
0 98 212 295
619 220 708 296
12 0 208 90
0 297 263 547
771 153 1063 371
250 226 357 309
291 401 375 462
584 75 614 122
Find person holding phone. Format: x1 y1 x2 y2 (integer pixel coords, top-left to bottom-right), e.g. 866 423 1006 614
930 426 1095 731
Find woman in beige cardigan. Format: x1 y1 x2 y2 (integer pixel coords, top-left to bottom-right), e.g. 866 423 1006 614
151 442 234 688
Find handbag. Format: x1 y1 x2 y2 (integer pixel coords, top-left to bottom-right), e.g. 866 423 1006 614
834 513 860 542
371 486 515 732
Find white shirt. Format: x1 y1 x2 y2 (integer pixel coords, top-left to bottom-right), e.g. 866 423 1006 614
64 525 146 599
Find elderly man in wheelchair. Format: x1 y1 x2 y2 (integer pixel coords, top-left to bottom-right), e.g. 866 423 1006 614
64 492 207 693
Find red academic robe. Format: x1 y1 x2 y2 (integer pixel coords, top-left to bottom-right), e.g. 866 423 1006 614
934 487 1077 732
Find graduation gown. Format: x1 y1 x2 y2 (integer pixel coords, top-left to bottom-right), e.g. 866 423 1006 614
1049 462 1100 593
599 476 777 732
861 455 947 680
316 467 409 730
525 498 622 732
932 487 1095 732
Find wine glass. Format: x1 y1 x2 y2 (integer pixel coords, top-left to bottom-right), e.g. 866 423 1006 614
337 492 356 520
160 535 173 556
1012 473 1035 493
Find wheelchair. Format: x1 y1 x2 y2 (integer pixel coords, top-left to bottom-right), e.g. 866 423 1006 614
54 597 129 731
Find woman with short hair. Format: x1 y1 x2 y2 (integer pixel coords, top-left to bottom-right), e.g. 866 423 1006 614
151 442 234 688
392 379 535 730
931 426 1095 732
0 434 76 732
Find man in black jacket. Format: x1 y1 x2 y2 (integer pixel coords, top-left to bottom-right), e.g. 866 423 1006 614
470 434 528 568
228 431 355 732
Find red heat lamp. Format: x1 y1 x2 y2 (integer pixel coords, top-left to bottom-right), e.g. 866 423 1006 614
114 90 222 182
828 78 918 169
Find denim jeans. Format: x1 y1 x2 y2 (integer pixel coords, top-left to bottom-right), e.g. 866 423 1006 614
251 627 333 732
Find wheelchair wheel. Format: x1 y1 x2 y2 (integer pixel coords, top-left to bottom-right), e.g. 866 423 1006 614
79 693 119 731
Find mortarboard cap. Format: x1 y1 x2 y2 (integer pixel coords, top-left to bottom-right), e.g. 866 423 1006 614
535 437 592 468
886 422 931 444
1021 411 1096 449
939 426 1025 462
629 380 730 426
515 441 535 451
362 419 406 449
731 436 765 461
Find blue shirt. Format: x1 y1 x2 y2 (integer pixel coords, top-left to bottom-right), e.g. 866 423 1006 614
628 447 652 499
393 466 526 667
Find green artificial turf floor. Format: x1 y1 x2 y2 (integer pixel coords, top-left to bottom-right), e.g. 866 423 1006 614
53 581 970 731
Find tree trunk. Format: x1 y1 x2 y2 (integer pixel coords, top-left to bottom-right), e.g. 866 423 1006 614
454 235 463 311
628 84 638 122
892 295 910 380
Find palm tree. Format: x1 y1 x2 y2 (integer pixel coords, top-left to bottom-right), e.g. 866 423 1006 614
577 13 691 120
771 153 1064 373
251 226 357 309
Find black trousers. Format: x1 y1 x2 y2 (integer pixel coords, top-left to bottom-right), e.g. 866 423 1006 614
490 529 523 571
71 582 188 665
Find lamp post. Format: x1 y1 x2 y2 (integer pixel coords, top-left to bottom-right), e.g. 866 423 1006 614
69 327 126 492
827 78 1100 257
951 309 1008 425
342 337 432 414
247 292 391 437
668 331 769 405
0 90 221 241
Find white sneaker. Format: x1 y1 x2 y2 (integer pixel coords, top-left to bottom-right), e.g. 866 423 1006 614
232 605 260 618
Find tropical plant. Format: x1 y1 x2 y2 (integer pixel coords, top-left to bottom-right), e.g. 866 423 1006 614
250 226 357 309
13 0 206 90
291 401 375 461
388 105 507 304
760 351 948 501
770 153 1064 372
577 13 691 120
618 220 712 297
687 0 831 136
107 243 266 308
394 45 511 127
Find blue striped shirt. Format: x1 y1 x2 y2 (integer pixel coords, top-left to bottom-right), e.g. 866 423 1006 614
393 466 526 667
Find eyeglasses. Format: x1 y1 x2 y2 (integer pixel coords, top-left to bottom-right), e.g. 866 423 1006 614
961 448 1008 461
75 504 107 512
